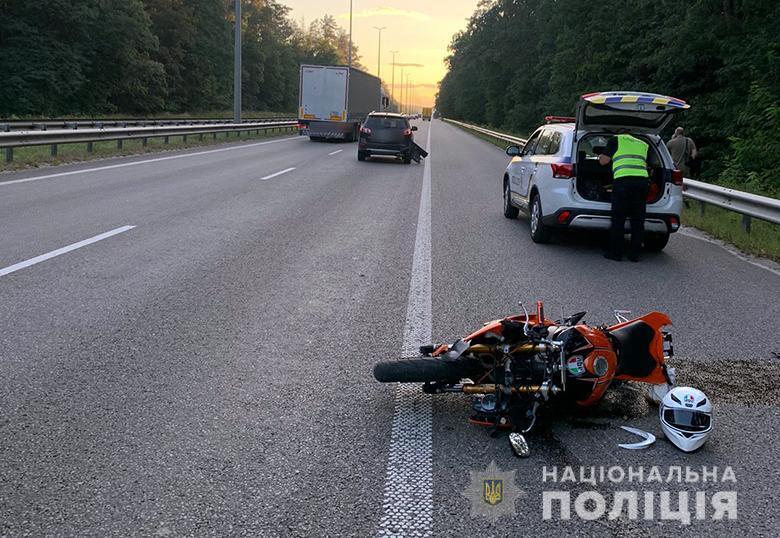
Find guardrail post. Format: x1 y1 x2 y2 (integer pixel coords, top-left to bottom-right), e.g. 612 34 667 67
87 142 93 154
117 139 123 150
183 134 188 143
164 136 169 144
213 132 217 140
698 200 706 216
50 144 57 157
5 147 12 163
199 133 204 141
142 138 148 148
741 214 752 234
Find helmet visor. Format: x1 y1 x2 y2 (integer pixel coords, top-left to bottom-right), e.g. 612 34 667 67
663 409 711 432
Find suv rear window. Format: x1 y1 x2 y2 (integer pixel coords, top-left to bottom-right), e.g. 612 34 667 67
364 116 408 130
584 105 671 129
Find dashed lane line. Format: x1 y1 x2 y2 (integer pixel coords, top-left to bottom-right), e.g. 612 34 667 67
260 167 296 180
0 225 136 277
0 136 302 188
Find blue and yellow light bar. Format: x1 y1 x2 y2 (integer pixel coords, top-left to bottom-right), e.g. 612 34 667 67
581 91 690 109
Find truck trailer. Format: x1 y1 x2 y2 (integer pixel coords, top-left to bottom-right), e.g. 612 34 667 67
298 64 383 142
422 107 433 121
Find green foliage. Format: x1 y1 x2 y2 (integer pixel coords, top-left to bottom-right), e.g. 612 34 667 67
0 1 362 116
437 0 780 194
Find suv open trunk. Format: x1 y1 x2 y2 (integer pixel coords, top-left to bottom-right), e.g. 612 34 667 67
575 133 667 204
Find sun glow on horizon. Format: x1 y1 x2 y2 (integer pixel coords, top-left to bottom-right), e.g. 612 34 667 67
284 1 479 108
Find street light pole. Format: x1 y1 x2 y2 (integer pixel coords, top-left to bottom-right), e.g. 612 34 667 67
390 50 399 112
348 0 353 70
406 75 411 114
399 67 404 113
233 0 241 123
373 26 386 79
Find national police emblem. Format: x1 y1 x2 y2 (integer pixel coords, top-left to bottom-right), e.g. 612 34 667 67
463 460 524 522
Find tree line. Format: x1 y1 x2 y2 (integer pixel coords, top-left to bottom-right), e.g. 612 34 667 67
436 0 780 192
0 0 363 117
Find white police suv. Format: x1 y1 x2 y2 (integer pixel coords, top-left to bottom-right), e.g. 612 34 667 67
502 91 688 251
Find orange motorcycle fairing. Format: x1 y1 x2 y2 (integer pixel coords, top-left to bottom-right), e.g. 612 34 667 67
572 325 618 406
608 311 671 385
458 314 553 345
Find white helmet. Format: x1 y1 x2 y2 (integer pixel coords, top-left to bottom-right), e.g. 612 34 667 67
659 386 712 452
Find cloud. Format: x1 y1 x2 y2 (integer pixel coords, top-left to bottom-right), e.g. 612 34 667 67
393 62 425 68
411 83 438 90
337 6 432 22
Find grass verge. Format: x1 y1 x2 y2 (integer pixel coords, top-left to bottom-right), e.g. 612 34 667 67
0 127 297 173
682 202 779 262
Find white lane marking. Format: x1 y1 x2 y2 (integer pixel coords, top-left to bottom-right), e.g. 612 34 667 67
377 120 433 538
260 167 296 180
0 225 136 277
677 226 780 277
0 136 302 188
328 149 343 156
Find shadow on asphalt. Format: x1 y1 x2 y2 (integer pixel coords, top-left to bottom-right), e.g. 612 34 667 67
511 215 673 263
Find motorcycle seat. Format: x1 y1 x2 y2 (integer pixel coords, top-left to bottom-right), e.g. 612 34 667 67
609 321 657 378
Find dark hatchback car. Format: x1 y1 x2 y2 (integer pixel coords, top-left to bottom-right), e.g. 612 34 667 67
358 112 417 164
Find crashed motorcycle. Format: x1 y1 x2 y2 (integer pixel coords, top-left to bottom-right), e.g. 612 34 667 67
373 302 674 456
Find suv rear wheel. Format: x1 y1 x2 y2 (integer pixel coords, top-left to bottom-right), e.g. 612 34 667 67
644 232 670 251
503 181 519 219
530 195 551 244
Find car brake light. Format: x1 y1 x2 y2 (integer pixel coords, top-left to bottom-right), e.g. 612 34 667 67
360 127 372 135
669 216 680 230
557 211 571 224
672 169 683 186
296 122 306 130
551 163 574 179
403 128 412 136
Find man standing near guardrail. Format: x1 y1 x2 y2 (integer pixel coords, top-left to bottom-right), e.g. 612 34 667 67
599 134 651 262
666 127 698 177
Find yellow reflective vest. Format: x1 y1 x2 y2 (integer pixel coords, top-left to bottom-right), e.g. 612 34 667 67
612 134 649 180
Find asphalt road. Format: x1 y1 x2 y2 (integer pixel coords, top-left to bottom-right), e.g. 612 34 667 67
0 121 778 537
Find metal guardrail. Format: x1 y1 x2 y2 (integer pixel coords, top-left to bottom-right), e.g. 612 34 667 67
0 120 298 162
443 118 527 146
0 117 294 132
444 118 780 233
682 179 780 231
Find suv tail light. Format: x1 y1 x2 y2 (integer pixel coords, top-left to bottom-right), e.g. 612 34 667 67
403 128 412 136
551 163 574 179
360 127 372 135
296 122 306 130
672 169 683 186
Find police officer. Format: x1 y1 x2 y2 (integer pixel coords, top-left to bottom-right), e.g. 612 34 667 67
598 134 650 262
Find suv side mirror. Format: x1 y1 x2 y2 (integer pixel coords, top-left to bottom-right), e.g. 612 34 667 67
505 145 521 157
411 126 418 131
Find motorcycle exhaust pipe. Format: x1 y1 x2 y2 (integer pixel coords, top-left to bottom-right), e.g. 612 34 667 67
462 383 560 396
460 382 562 400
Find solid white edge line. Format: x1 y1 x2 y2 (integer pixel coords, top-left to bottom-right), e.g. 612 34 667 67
0 136 302 188
0 225 136 277
677 226 780 277
328 149 343 156
260 167 296 180
377 121 434 538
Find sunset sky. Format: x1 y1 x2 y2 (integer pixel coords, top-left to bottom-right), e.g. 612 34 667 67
283 1 481 108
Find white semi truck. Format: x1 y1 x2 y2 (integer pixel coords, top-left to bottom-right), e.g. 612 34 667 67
297 64 384 142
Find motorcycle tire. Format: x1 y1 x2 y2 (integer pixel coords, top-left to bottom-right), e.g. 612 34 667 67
373 357 480 383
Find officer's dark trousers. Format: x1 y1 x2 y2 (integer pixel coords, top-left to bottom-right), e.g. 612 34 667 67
608 177 649 258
